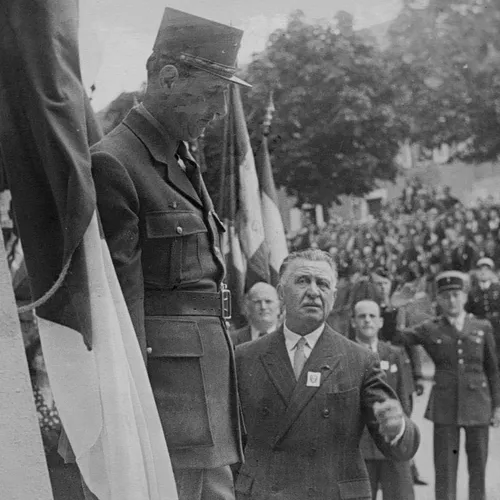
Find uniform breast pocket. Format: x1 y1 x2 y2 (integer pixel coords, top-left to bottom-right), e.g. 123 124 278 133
144 210 208 286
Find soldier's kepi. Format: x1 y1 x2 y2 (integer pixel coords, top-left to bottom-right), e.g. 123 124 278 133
91 7 250 500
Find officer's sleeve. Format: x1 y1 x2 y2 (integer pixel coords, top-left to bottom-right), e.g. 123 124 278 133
92 150 146 356
395 347 414 416
483 321 500 409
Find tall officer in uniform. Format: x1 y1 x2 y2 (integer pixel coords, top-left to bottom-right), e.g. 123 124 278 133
91 8 250 500
353 300 415 500
398 271 500 500
466 257 500 365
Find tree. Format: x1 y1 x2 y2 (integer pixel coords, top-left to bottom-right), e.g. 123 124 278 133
386 0 500 162
203 10 407 207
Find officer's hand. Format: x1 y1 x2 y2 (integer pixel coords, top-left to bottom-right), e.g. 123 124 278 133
491 406 500 428
415 379 425 397
374 400 404 442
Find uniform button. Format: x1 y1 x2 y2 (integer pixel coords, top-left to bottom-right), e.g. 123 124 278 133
146 347 153 355
322 409 331 418
457 340 462 345
176 226 183 235
458 349 463 354
458 359 464 365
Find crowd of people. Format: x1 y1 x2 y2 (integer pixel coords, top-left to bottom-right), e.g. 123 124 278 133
290 180 500 297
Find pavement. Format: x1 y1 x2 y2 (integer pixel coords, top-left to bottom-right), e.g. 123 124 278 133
377 355 500 500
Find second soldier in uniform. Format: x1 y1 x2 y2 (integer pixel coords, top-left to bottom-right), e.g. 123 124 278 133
397 270 500 500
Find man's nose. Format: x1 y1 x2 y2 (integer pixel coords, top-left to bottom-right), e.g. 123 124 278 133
306 281 320 296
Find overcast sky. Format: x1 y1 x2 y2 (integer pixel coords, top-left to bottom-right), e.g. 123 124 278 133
80 0 402 111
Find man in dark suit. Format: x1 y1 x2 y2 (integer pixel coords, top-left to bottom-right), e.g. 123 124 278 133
352 300 415 500
91 8 251 500
234 249 420 500
231 282 281 347
398 270 500 500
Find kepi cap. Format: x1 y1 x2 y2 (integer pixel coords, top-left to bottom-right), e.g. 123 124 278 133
153 7 251 87
435 271 467 293
477 257 495 270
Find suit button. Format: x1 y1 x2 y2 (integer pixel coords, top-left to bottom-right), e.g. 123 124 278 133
146 347 153 355
322 409 330 418
308 487 316 496
176 226 183 235
262 407 270 416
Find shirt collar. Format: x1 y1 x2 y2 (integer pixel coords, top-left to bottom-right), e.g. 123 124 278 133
250 324 277 340
446 311 466 330
355 336 379 353
480 281 491 290
283 322 324 351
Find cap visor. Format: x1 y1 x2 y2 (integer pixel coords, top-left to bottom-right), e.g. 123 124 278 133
188 61 252 87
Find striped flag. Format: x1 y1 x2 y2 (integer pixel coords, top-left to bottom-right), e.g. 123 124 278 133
220 85 270 325
0 1 177 499
256 92 288 285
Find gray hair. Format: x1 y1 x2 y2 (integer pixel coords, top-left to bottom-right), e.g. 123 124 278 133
278 249 338 285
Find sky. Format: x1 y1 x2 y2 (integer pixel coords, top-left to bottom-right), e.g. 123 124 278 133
79 0 403 111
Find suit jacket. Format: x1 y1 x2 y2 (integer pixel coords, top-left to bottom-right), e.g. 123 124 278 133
401 314 500 425
231 325 252 347
91 106 243 469
359 341 414 461
234 325 420 500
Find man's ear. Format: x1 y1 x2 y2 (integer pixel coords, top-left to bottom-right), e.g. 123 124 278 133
159 64 179 90
277 283 284 302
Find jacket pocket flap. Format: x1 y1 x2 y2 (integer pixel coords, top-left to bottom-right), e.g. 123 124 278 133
145 318 203 357
146 211 207 238
337 479 371 499
235 473 254 494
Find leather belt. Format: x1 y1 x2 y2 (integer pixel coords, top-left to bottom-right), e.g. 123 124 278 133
144 289 232 319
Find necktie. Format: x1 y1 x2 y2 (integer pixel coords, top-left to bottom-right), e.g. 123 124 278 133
293 337 308 380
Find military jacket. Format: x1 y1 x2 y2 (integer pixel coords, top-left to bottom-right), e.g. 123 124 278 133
91 106 242 470
401 314 500 426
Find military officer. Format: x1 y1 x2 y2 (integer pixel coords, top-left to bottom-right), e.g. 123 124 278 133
466 257 500 364
91 8 251 500
398 271 500 500
353 300 415 500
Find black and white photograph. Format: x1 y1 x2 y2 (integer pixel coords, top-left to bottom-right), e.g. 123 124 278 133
1 1 500 499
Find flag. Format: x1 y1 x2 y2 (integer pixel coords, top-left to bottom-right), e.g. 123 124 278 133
256 92 288 285
0 1 177 499
220 85 270 325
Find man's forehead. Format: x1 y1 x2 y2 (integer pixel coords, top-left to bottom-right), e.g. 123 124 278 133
250 287 278 301
354 301 380 317
287 259 334 278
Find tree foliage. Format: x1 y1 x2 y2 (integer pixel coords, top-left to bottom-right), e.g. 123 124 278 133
386 0 500 161
204 10 406 207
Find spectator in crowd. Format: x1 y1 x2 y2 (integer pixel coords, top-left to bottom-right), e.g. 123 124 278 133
396 271 500 500
234 249 419 500
466 257 500 365
231 282 281 347
353 300 415 500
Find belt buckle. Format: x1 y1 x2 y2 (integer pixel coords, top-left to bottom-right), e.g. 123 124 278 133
221 284 232 319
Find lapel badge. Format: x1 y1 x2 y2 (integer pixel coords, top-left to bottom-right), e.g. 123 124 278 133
390 364 398 373
436 338 443 344
306 371 321 387
169 201 178 209
380 360 390 371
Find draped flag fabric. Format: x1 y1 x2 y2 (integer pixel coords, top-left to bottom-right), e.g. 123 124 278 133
220 85 270 324
256 133 288 286
0 1 177 499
